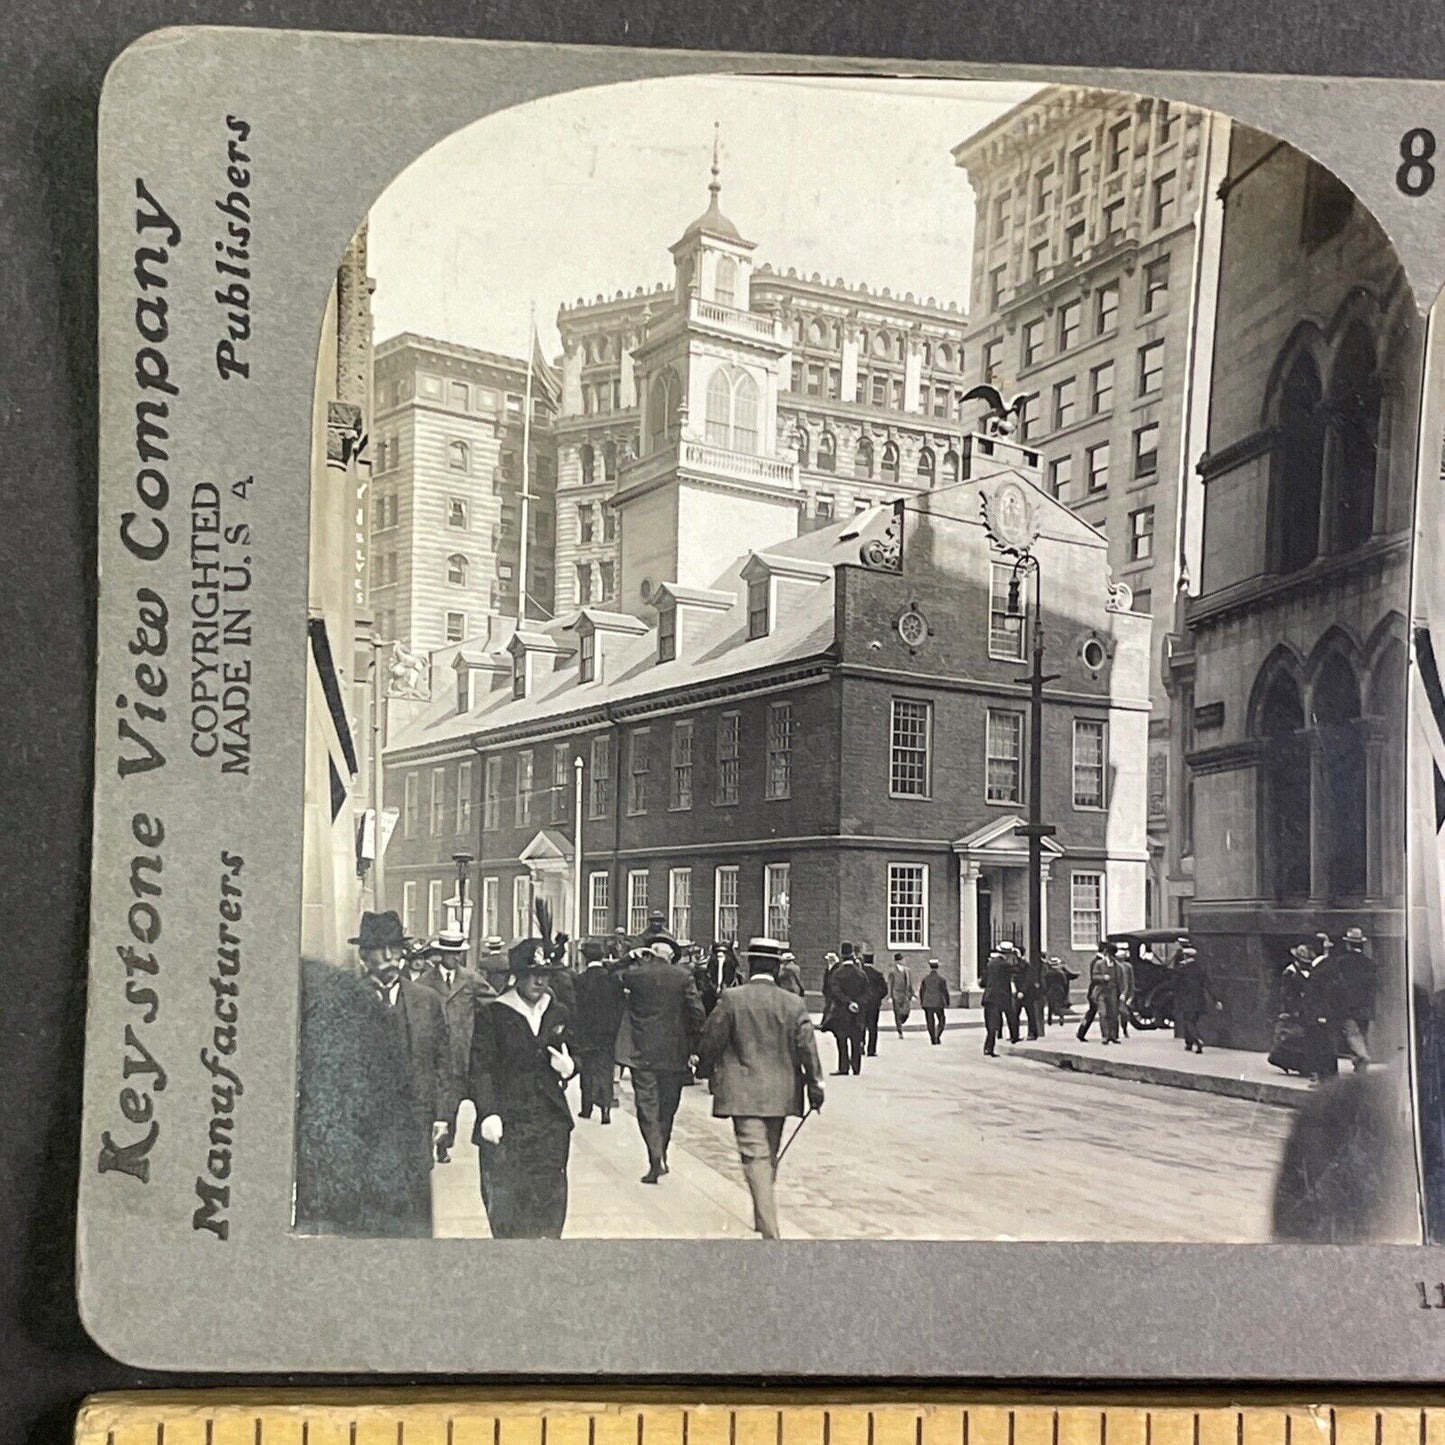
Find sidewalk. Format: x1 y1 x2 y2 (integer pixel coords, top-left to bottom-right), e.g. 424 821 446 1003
1006 1029 1316 1107
431 1100 811 1240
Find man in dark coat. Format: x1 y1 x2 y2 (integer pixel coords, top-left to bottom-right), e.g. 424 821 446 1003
573 941 624 1124
980 948 1015 1056
1043 955 1078 1025
1016 949 1046 1040
468 938 578 1239
1171 944 1220 1053
696 938 825 1239
1077 945 1122 1044
352 911 452 1216
860 952 889 1056
776 948 806 997
420 929 496 1162
918 957 952 1046
696 942 744 1014
1331 927 1376 1072
823 947 870 1074
617 942 707 1183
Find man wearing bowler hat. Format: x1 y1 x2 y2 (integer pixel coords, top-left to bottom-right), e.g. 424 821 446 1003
422 928 495 1162
696 937 825 1239
468 938 578 1238
351 911 452 1228
1331 927 1376 1072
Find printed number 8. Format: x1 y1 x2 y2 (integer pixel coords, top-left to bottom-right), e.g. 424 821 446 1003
1398 128 1436 196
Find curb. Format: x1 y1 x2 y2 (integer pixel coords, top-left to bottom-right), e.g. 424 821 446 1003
1008 1044 1307 1108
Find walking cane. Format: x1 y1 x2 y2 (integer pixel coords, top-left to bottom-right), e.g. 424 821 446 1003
775 1103 815 1166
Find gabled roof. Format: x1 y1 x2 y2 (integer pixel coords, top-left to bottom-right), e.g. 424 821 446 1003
954 815 1067 859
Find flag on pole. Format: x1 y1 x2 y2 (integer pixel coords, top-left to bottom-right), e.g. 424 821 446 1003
530 326 560 410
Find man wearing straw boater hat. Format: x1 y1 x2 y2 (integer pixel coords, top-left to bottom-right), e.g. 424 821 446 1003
696 937 825 1239
467 937 578 1238
1331 927 1376 1072
422 928 495 1163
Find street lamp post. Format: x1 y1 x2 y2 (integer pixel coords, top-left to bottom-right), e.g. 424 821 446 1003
452 851 473 940
1008 553 1058 973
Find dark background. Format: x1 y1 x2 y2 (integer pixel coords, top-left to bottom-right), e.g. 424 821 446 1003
7 3 1445 1442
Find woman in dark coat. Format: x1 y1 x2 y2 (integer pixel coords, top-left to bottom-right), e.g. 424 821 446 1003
1171 946 1220 1053
468 938 579 1239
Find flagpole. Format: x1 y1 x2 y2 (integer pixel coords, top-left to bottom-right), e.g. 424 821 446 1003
517 303 535 627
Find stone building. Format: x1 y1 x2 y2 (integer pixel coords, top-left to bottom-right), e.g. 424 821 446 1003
1177 126 1416 1049
551 166 976 617
369 334 559 653
302 224 376 962
382 432 1151 988
952 86 1229 928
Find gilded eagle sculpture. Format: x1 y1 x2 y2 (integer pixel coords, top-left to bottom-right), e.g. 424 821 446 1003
960 382 1028 438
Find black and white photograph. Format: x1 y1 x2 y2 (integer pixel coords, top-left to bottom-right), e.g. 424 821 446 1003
293 73 1422 1246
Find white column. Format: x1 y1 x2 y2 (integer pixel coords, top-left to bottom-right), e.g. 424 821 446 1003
958 860 980 988
1039 864 1050 953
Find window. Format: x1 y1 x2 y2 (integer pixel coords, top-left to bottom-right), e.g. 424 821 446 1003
714 256 737 307
1029 239 1050 279
854 434 874 478
402 880 418 934
818 432 836 472
942 450 960 484
1059 299 1081 351
578 502 595 543
1049 454 1073 500
1019 392 1041 442
760 702 792 800
1106 118 1130 173
598 562 614 601
715 867 739 943
1087 441 1110 493
1022 317 1044 368
869 374 887 407
670 721 694 810
483 757 502 829
579 629 596 682
580 443 595 486
457 761 473 833
881 441 900 485
765 863 790 942
511 652 526 701
481 876 499 939
816 493 835 522
627 870 650 936
796 429 811 467
1138 339 1164 396
1067 141 1091 195
447 439 470 472
704 365 760 452
445 611 466 643
576 564 593 607
982 337 1003 382
603 439 618 479
1129 505 1156 561
805 363 825 397
1033 163 1056 215
889 699 932 797
1151 170 1177 229
1103 199 1125 237
1143 255 1170 313
1053 377 1077 430
747 576 770 639
988 266 1008 310
991 190 1011 240
447 496 468 530
549 745 566 826
716 711 740 805
515 750 533 826
989 560 1026 659
627 729 650 814
428 879 444 936
658 607 677 663
513 876 531 940
1134 422 1160 478
1089 360 1114 415
1071 871 1105 949
588 873 610 936
887 863 929 948
986 709 1024 803
589 735 610 818
669 868 692 941
446 553 468 587
1073 719 1107 808
1064 220 1086 262
1157 100 1181 145
917 447 935 485
403 772 419 837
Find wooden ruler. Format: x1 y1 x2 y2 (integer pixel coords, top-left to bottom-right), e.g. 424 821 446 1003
72 1397 1445 1445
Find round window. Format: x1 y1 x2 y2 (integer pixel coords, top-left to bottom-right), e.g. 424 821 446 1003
1081 637 1107 671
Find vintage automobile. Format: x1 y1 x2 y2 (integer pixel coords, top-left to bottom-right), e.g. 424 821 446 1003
1103 929 1192 1030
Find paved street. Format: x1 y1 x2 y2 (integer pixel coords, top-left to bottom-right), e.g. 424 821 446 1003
434 1015 1294 1242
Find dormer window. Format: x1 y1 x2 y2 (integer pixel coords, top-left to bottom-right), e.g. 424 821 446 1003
658 608 678 663
747 576 770 640
512 652 526 699
579 630 596 683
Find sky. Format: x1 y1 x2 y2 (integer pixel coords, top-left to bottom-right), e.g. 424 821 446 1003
367 74 1041 361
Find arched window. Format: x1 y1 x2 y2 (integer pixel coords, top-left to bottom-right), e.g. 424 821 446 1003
604 440 618 481
854 435 874 479
446 553 469 587
704 365 760 453
871 330 891 360
1272 354 1325 574
937 342 955 370
807 317 827 347
1328 323 1382 553
818 432 837 473
917 447 936 486
447 440 470 472
796 429 811 469
881 441 900 484
1312 651 1367 898
647 371 681 454
942 449 960 484
714 256 737 307
581 443 595 486
1369 636 1407 896
1253 664 1310 901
